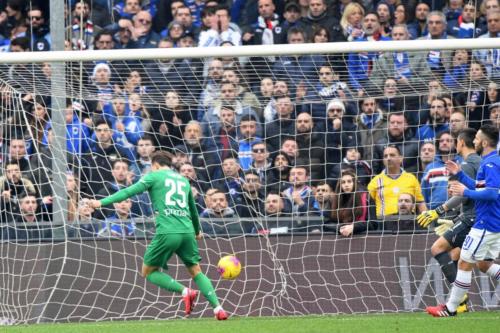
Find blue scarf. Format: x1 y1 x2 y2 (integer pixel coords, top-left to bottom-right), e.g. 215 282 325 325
393 52 411 79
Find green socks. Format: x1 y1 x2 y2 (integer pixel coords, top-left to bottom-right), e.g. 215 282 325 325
146 271 185 294
146 270 220 309
193 272 220 308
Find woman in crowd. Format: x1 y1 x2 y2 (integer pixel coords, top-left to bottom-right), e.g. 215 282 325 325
329 169 373 237
340 2 365 42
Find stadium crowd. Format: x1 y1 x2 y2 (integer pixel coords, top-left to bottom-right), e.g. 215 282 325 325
0 0 499 240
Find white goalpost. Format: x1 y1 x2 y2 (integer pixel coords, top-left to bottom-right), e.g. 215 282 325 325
0 38 499 325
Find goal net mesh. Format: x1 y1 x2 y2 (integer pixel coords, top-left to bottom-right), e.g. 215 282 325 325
0 40 498 324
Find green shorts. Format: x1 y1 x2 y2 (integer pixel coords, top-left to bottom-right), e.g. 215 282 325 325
143 233 201 270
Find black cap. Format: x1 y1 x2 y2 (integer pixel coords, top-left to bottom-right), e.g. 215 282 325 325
285 1 300 12
489 102 500 110
173 145 189 154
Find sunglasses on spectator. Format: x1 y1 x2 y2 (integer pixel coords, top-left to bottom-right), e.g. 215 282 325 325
252 148 266 153
30 16 42 21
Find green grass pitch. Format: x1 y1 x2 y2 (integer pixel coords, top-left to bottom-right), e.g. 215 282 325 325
2 312 499 333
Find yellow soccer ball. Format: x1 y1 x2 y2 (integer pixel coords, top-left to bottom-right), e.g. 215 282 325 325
217 255 242 280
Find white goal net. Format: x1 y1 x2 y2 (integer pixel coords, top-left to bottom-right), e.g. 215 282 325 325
0 37 499 324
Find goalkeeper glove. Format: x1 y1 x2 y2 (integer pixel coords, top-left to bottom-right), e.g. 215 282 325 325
435 219 454 236
416 205 446 228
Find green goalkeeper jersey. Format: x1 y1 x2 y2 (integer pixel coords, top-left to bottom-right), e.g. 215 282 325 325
100 169 200 235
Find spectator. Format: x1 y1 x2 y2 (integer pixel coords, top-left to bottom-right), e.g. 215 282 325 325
68 0 100 50
0 0 27 48
417 97 450 141
150 90 189 150
0 161 37 221
203 81 261 137
394 4 409 26
267 151 292 194
340 2 365 41
387 192 425 232
200 190 238 235
447 2 483 38
324 99 359 169
418 141 437 180
90 63 114 114
237 115 262 171
256 77 274 111
212 156 243 198
368 145 427 217
136 135 155 175
277 1 302 44
418 79 444 125
30 127 81 198
3 193 51 241
163 21 185 46
242 0 283 81
233 170 266 222
295 112 325 181
198 5 241 47
376 1 393 37
179 161 208 203
313 181 335 224
280 137 300 162
173 5 196 34
421 131 456 209
407 2 430 39
486 81 500 110
272 26 326 98
242 0 281 46
473 10 500 80
144 38 202 103
329 146 372 188
73 198 100 238
185 0 206 29
199 58 224 118
442 49 470 89
397 192 416 215
329 169 372 236
222 68 261 117
371 24 433 94
347 11 389 97
263 80 291 123
264 95 296 151
4 138 33 177
99 198 136 237
116 70 150 97
248 141 272 184
121 10 160 49
373 112 418 175
303 64 351 118
96 158 151 218
357 97 388 163
281 165 319 218
297 0 343 42
466 62 491 129
178 120 216 184
82 118 136 195
449 110 468 137
418 11 454 79
112 0 142 22
26 6 50 51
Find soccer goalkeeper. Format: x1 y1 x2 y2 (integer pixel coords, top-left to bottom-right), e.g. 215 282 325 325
89 151 228 320
416 129 480 313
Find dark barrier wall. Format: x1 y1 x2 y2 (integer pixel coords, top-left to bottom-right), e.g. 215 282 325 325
0 234 498 323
